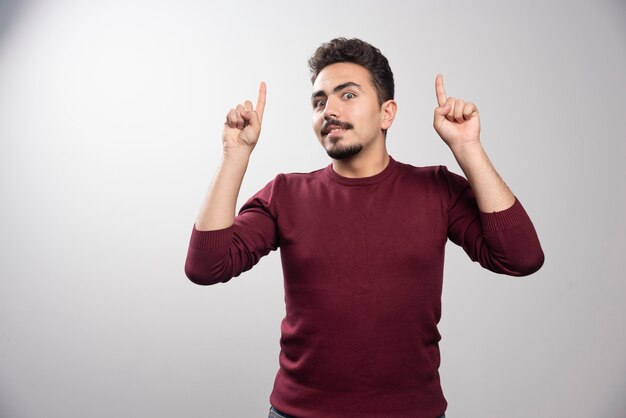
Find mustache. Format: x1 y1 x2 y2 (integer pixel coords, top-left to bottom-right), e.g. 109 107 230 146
321 119 353 136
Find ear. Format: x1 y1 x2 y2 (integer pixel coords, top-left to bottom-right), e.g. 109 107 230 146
380 100 397 131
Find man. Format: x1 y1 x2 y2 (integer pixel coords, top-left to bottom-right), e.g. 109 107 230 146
185 38 544 418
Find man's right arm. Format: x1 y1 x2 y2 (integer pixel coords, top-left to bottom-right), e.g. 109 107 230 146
185 83 271 285
194 82 266 231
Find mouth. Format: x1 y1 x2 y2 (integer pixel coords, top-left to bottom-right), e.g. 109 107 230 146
326 127 347 138
321 119 353 137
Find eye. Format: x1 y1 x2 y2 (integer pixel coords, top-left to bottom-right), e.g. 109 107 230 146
343 92 356 100
313 99 326 109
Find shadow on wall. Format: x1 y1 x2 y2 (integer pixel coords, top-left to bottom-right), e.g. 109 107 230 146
0 0 30 45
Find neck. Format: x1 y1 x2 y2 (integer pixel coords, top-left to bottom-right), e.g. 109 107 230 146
332 149 390 178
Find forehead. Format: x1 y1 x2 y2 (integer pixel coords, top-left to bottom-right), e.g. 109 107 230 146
312 62 373 92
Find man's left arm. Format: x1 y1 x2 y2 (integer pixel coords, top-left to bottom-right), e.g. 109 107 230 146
433 74 515 212
433 74 544 275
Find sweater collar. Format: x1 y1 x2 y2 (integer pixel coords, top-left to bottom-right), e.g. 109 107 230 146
325 156 397 186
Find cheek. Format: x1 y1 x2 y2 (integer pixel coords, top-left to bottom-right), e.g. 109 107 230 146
357 108 382 131
312 114 323 132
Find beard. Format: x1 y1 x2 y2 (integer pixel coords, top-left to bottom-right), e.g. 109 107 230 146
326 142 363 160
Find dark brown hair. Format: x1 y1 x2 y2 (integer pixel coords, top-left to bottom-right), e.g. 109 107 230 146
308 38 394 106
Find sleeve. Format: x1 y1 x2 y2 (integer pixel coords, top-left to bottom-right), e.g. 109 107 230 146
184 176 281 285
441 166 545 277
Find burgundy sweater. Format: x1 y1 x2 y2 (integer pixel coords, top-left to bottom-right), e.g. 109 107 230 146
185 157 544 418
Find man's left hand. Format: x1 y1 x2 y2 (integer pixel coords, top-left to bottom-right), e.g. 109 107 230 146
433 74 481 151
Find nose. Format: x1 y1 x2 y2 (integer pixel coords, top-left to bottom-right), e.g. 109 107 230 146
322 95 340 119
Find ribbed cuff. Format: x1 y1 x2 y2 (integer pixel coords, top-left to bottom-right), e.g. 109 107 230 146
479 199 528 232
189 224 234 249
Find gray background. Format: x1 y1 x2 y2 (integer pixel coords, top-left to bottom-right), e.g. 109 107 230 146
1 0 625 417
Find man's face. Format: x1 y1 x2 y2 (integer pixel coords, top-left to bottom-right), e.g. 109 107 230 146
311 62 387 160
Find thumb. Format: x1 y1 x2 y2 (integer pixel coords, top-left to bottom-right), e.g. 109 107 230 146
433 104 451 124
241 109 261 130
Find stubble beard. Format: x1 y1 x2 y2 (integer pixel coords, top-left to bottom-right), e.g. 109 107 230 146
326 142 363 160
320 119 361 160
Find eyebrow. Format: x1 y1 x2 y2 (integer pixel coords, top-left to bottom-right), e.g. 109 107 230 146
311 81 362 101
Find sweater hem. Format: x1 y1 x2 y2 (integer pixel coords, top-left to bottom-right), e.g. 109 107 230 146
480 198 528 231
189 224 234 249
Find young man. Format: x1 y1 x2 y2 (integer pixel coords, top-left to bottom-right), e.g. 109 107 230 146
185 38 544 418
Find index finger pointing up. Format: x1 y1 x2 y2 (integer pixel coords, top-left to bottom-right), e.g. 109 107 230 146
435 74 447 107
256 81 267 120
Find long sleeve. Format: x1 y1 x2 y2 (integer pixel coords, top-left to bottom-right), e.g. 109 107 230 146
183 158 544 418
442 166 544 276
184 178 280 285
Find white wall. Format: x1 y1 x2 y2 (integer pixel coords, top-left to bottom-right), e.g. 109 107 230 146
1 0 624 417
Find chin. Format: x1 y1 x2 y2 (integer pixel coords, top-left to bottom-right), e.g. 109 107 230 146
326 143 363 160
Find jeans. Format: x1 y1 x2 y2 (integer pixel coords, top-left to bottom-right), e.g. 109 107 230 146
268 407 295 418
268 406 446 418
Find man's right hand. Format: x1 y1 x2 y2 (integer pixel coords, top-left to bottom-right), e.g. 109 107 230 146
223 82 266 152
194 82 267 231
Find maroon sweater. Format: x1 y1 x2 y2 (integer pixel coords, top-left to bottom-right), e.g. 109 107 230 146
185 157 544 418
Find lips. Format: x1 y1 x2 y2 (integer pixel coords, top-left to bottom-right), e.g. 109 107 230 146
327 127 346 136
321 119 353 136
